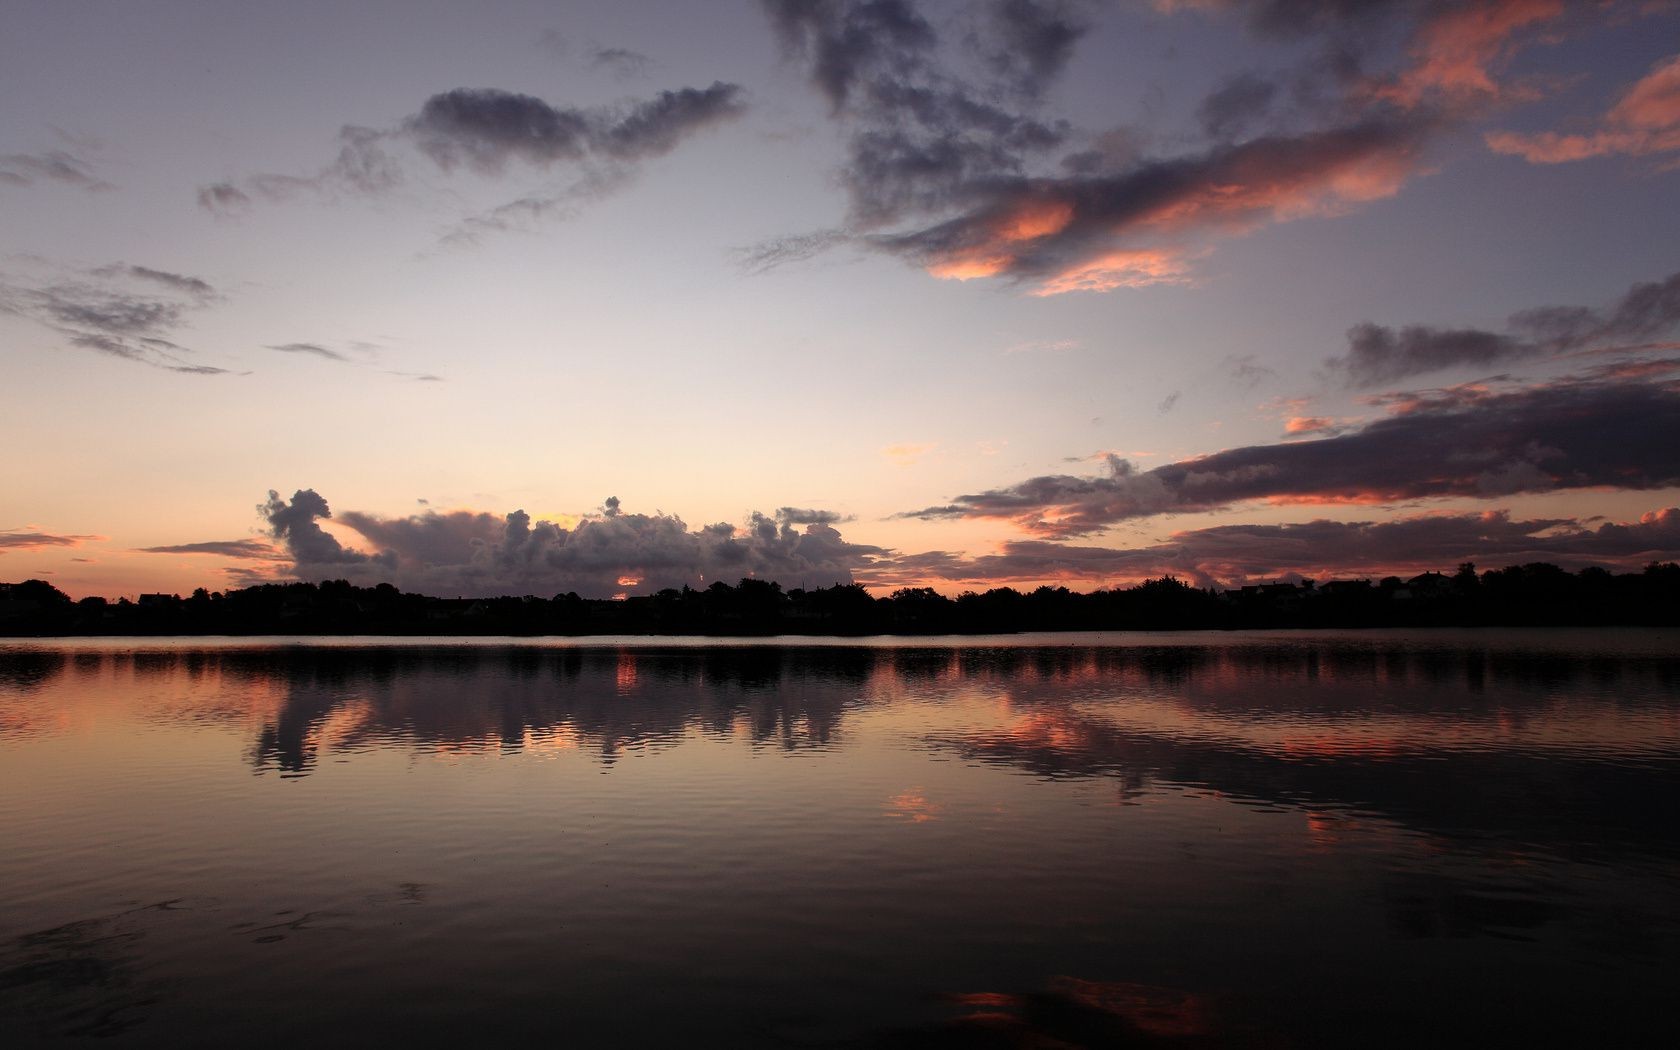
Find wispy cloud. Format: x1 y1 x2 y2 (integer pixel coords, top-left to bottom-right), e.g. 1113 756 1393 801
199 81 746 239
0 530 105 551
136 539 283 559
0 262 231 374
0 149 111 192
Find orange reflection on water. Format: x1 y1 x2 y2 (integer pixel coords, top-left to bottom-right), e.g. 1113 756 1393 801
884 789 942 823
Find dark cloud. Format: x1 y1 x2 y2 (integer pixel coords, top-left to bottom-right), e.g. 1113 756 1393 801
1225 353 1278 388
0 530 102 550
755 0 1598 292
591 46 651 80
266 342 350 362
1330 269 1680 385
1337 322 1529 385
759 0 1075 239
978 0 1092 100
197 181 253 213
262 493 887 597
901 369 1680 536
204 83 743 221
595 83 746 160
407 89 592 173
776 507 854 526
0 149 111 191
0 265 230 375
261 489 381 567
862 507 1680 590
1197 72 1279 139
763 0 938 112
92 265 216 298
874 115 1431 289
137 539 283 559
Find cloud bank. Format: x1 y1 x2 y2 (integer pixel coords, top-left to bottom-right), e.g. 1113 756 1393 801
902 365 1680 536
868 507 1680 590
258 490 884 597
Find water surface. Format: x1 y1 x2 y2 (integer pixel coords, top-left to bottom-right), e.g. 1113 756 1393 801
2 630 1677 1047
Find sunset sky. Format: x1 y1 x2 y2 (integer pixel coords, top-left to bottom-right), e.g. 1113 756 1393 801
4 0 1679 599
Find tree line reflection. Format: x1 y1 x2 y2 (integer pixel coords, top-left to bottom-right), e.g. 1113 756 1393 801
3 638 1677 862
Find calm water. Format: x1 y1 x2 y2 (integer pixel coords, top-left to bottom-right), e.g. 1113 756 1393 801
2 630 1677 1048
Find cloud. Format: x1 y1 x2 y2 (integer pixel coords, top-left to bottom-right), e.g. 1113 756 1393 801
1197 72 1279 140
1329 269 1680 384
202 82 744 222
261 489 380 566
1370 0 1565 109
735 229 854 274
863 507 1680 590
136 539 284 559
751 0 1608 293
0 263 231 374
266 342 351 362
1174 0 1569 108
877 117 1432 292
590 46 651 80
776 507 854 526
260 491 887 597
1487 51 1680 163
1225 353 1278 388
899 368 1680 535
882 442 937 467
0 530 104 551
92 264 216 298
0 149 111 191
977 0 1093 100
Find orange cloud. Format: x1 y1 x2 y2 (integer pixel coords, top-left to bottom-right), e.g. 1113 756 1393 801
1487 52 1680 162
1031 248 1194 296
1378 0 1563 108
882 442 937 467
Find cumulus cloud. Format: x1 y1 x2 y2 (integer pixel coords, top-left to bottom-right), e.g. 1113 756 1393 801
0 263 230 374
1487 52 1680 163
0 149 111 191
864 507 1680 590
900 368 1680 536
1329 269 1680 384
200 82 744 225
260 491 887 597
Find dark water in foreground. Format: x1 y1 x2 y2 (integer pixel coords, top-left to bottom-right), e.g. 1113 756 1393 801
1 630 1677 1048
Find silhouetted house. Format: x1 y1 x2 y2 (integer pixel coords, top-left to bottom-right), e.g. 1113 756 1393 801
1319 579 1373 597
137 593 179 607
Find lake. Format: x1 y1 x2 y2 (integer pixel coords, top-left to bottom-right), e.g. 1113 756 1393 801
2 630 1677 1047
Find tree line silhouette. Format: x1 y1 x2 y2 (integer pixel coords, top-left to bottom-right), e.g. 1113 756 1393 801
3 561 1677 636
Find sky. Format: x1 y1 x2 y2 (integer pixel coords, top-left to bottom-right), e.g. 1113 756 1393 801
3 0 1680 599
